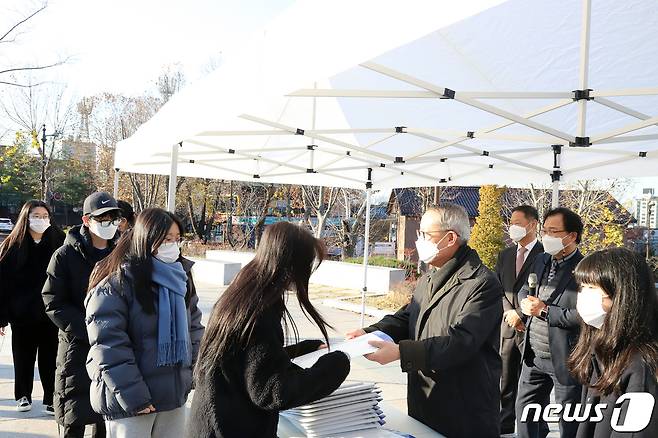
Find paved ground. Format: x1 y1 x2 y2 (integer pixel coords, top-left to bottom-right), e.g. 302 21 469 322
0 281 557 437
0 282 403 437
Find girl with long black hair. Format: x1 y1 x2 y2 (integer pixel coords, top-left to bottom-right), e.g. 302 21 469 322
0 200 64 414
569 247 658 437
188 221 351 438
85 208 204 438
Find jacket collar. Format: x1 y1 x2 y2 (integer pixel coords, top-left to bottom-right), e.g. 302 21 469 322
427 245 482 296
65 224 117 263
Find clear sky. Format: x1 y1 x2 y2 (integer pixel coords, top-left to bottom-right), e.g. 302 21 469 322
1 0 656 204
2 0 294 95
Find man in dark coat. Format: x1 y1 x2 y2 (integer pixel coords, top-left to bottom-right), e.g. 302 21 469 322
516 207 584 438
348 203 503 438
495 205 543 435
42 192 121 438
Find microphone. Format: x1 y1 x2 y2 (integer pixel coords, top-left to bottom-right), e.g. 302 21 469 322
528 273 538 297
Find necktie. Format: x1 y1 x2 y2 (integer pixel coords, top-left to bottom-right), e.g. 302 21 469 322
547 258 559 284
516 246 527 277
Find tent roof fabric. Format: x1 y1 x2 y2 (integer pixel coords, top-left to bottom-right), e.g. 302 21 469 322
115 0 658 191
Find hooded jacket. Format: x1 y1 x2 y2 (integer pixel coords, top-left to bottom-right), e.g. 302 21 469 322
41 224 116 426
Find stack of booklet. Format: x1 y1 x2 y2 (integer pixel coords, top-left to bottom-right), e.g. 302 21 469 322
282 382 386 437
291 331 393 369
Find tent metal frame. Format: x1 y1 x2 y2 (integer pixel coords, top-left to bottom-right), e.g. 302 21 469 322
113 0 658 323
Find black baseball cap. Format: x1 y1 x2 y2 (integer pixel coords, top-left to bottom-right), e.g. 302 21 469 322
83 192 121 217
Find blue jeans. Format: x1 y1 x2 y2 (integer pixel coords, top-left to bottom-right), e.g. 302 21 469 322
515 355 581 438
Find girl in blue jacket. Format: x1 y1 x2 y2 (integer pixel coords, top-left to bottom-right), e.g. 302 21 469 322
85 208 204 438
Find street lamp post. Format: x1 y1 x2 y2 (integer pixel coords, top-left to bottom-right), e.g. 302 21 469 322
40 125 62 202
40 124 47 201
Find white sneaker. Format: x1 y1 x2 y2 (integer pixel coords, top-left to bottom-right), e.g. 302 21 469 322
16 396 31 412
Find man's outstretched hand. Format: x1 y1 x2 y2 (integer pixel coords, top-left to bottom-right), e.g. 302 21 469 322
345 328 366 340
365 340 400 365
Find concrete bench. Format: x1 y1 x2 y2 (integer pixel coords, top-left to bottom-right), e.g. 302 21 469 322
311 260 405 293
206 249 255 266
204 250 405 293
189 258 242 286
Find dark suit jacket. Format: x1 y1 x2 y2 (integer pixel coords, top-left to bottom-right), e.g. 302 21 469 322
366 245 502 438
494 241 544 340
518 249 584 386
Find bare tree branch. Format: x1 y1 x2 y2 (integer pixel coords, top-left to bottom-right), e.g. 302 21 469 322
0 80 45 88
0 3 47 43
0 60 69 76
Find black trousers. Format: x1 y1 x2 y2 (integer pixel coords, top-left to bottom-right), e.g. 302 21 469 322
516 355 581 438
11 317 59 405
500 333 523 434
61 422 106 438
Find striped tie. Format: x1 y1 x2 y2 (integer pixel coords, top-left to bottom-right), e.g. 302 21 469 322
547 258 559 284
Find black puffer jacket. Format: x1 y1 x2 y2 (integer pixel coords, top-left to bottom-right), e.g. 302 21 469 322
85 259 204 420
41 225 116 426
0 228 64 327
187 307 351 438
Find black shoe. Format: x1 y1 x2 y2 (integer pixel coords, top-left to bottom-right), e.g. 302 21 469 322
44 404 55 416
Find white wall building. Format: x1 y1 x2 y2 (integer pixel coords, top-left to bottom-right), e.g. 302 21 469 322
635 188 658 229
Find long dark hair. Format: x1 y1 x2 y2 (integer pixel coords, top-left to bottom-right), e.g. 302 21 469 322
0 200 64 265
88 208 186 314
568 248 658 395
195 222 329 379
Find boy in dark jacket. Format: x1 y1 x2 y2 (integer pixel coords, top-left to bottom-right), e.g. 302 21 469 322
42 192 121 438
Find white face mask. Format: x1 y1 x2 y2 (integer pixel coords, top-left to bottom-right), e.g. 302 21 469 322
542 235 566 256
508 224 528 243
88 220 118 240
29 218 51 234
154 242 180 264
415 233 451 264
576 289 609 329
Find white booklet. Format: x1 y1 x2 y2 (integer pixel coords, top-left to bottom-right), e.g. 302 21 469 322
292 331 393 369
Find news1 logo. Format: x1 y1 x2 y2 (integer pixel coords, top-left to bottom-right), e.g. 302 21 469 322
520 392 655 432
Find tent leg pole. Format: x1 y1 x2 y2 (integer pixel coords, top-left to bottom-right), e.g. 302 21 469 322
167 143 180 212
113 168 120 198
360 170 373 327
552 180 560 208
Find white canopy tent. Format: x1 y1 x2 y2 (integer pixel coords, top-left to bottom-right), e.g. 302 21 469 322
115 0 658 323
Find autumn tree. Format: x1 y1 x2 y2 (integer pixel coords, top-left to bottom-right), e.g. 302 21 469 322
0 131 41 198
504 179 631 254
470 185 506 269
1 80 74 200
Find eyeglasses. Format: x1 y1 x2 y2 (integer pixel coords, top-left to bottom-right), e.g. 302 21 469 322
29 214 50 220
539 229 567 237
416 229 451 240
92 217 122 228
164 237 183 245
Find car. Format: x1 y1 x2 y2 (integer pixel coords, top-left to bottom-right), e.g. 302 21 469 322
0 218 14 233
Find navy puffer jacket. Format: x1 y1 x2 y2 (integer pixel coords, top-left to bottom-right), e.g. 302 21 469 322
84 258 204 420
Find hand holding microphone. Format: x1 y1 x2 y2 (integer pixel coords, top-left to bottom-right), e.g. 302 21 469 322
528 273 538 296
521 273 546 317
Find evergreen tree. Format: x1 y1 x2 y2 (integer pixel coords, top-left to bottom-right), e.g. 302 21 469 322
470 185 506 269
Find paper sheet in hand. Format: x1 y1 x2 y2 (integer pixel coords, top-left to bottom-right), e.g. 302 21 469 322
292 331 393 368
